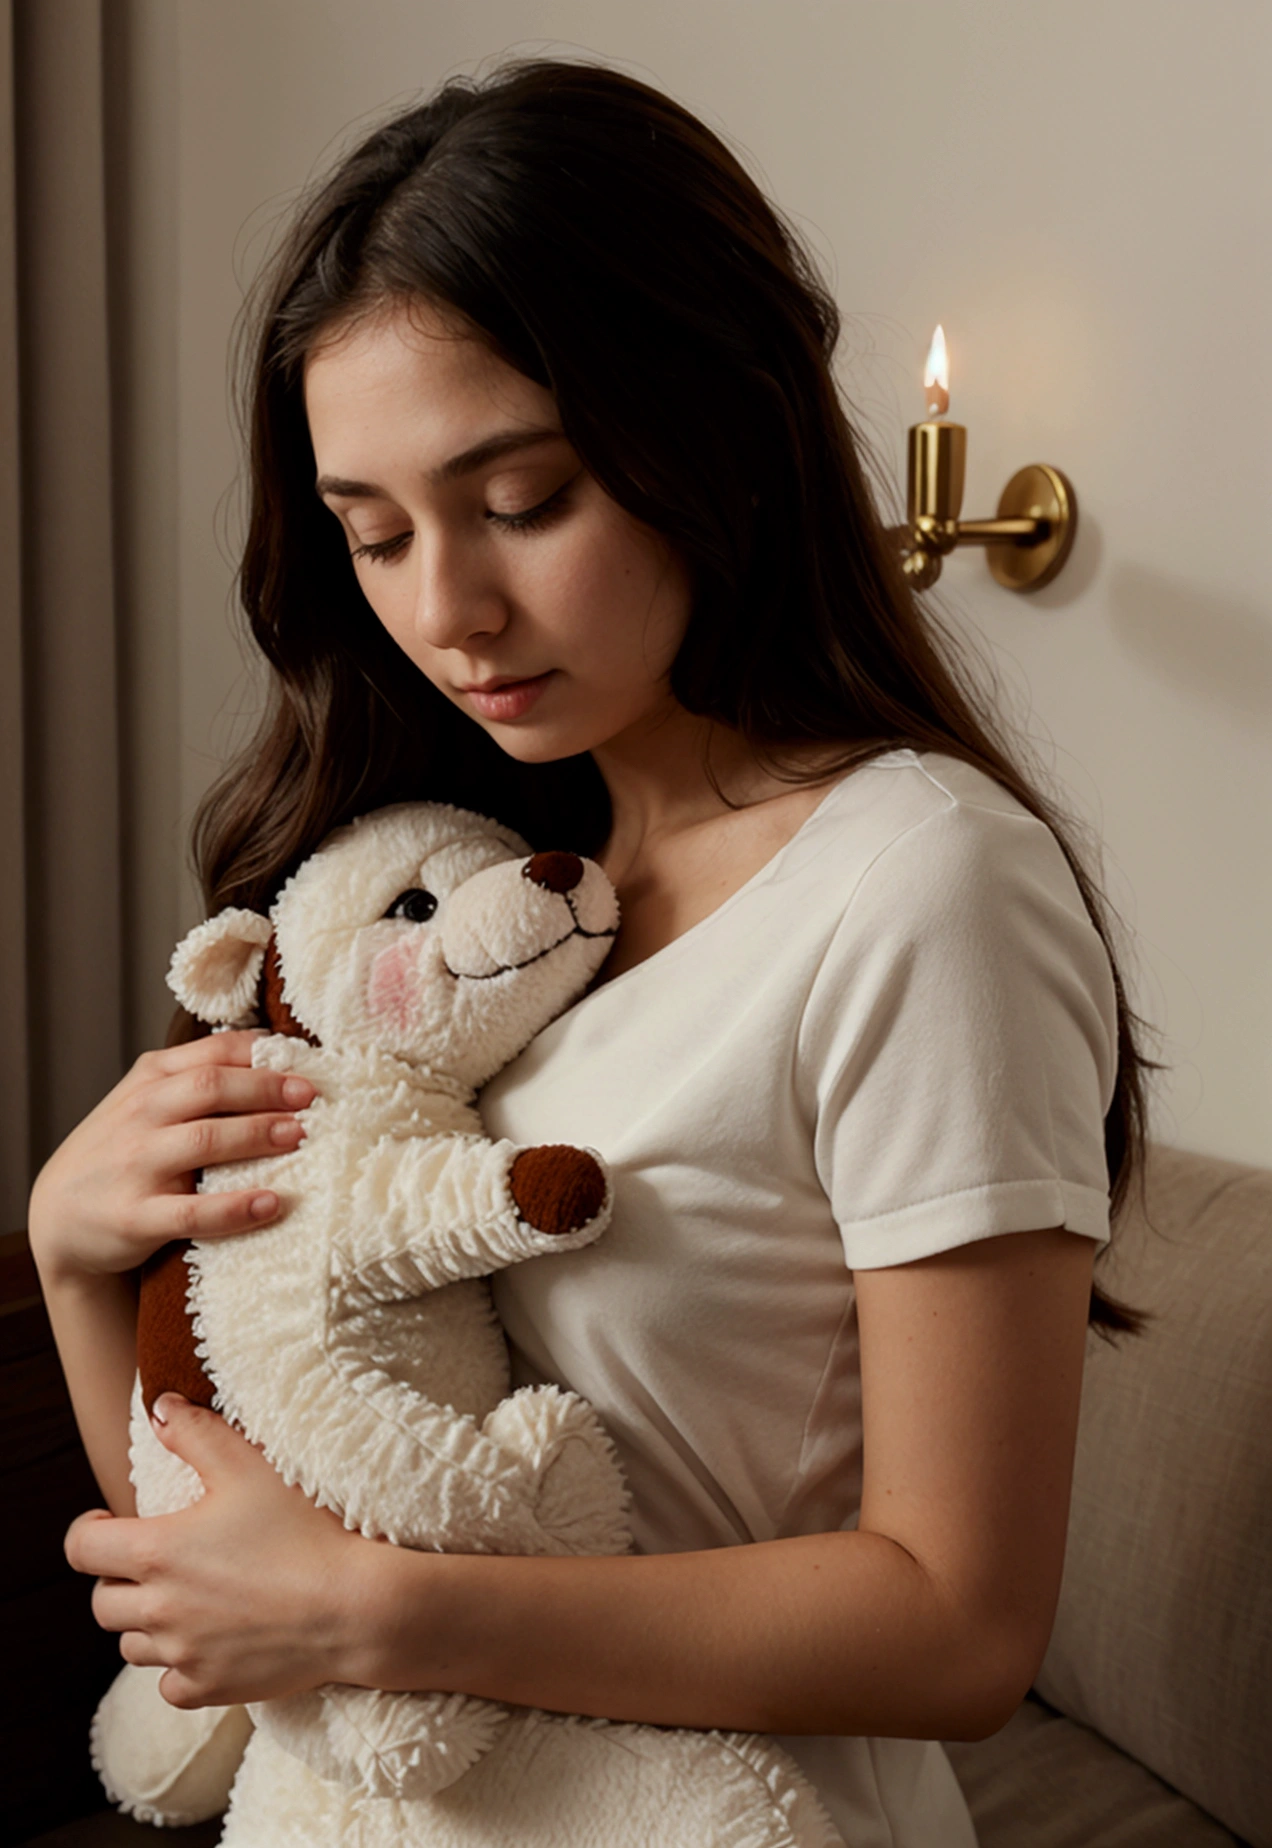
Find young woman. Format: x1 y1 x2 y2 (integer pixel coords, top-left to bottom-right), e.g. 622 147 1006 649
31 60 1146 1846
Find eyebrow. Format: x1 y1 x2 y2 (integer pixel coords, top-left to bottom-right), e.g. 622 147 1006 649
314 426 565 502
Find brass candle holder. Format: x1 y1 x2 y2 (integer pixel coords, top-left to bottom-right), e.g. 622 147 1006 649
901 327 1078 593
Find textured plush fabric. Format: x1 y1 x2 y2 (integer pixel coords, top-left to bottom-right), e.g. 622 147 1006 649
1035 1147 1272 1847
91 1668 253 1829
945 1695 1242 1847
219 1712 845 1848
95 804 844 1847
167 909 271 1028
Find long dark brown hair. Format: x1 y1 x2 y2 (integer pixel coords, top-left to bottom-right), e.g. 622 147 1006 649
187 58 1150 1332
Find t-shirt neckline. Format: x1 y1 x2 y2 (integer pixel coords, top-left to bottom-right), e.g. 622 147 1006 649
578 763 872 1008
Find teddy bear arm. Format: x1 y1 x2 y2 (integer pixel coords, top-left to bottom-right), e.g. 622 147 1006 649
339 1133 611 1305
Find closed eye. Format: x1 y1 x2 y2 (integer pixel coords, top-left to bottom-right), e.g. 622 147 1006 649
351 531 412 566
487 472 580 535
348 471 579 564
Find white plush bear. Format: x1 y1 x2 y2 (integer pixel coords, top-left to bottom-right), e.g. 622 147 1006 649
92 802 844 1848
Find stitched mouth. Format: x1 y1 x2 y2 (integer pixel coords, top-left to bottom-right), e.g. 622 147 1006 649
442 898 618 982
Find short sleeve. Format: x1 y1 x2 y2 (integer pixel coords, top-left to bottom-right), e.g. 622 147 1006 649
798 790 1119 1268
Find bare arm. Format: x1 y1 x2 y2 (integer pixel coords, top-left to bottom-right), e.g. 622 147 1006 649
72 1224 1094 1739
29 1032 314 1515
35 1269 141 1516
352 1224 1093 1739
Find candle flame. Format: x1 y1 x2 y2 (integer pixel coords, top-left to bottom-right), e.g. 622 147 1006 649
923 324 950 416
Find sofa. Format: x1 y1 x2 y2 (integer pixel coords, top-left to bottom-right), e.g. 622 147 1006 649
945 1144 1270 1848
6 1144 1269 1846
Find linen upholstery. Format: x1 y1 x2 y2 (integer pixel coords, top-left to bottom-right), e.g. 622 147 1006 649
944 1695 1242 1848
1034 1147 1271 1845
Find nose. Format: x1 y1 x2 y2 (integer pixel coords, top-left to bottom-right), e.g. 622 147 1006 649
408 528 506 653
523 852 584 895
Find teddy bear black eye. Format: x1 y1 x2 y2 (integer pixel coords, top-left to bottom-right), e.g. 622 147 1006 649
384 888 438 924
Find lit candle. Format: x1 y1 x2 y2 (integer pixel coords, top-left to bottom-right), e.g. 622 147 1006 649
908 324 966 545
924 323 950 417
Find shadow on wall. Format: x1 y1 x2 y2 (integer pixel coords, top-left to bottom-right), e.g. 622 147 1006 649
1106 564 1272 725
1026 507 1104 610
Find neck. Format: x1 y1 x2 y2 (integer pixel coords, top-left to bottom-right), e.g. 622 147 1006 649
590 696 781 880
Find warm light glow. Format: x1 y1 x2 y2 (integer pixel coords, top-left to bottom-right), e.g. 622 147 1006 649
924 324 949 392
923 324 950 416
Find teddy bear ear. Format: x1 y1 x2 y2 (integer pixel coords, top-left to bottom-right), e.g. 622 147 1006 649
167 908 274 1026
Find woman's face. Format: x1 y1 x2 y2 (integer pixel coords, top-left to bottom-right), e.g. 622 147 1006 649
304 301 692 764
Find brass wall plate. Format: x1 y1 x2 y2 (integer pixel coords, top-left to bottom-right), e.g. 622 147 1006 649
986 464 1077 591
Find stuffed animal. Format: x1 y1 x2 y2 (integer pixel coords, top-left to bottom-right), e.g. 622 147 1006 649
92 801 844 1848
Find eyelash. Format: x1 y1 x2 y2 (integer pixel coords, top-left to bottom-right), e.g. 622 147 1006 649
350 478 576 565
351 532 411 565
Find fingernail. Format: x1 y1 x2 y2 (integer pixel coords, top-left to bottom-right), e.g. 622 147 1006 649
250 1191 278 1220
282 1078 314 1106
270 1118 304 1146
152 1393 186 1426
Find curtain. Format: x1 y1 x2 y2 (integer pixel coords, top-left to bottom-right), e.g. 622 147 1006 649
0 0 26 1229
3 0 127 1226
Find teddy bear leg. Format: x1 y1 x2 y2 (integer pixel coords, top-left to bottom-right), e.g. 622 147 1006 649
252 1683 507 1800
218 1725 352 1848
92 1663 253 1827
482 1385 631 1558
452 1712 849 1848
91 1379 253 1824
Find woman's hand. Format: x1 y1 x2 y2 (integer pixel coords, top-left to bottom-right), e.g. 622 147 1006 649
66 1396 373 1709
30 1031 318 1513
29 1031 315 1283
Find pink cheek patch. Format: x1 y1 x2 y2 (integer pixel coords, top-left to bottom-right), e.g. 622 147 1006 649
366 941 423 1036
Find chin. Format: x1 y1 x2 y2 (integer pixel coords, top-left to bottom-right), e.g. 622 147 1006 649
479 721 596 765
466 689 674 765
474 702 639 765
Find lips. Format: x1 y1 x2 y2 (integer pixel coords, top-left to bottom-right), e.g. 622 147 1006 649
456 671 547 694
458 670 555 722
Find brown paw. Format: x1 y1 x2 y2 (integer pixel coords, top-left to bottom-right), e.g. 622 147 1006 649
510 1146 607 1236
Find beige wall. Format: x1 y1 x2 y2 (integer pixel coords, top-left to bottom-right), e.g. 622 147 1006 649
123 0 1270 1165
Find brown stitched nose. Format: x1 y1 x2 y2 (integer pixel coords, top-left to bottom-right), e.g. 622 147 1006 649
523 851 584 895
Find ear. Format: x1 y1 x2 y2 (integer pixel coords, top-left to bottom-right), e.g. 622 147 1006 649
167 908 273 1026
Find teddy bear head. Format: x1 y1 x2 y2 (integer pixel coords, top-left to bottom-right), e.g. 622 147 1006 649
167 802 618 1087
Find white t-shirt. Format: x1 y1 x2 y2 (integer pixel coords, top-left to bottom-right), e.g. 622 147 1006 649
483 750 1119 1848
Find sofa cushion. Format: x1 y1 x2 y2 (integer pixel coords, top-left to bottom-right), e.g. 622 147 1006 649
945 1694 1243 1848
1035 1147 1272 1847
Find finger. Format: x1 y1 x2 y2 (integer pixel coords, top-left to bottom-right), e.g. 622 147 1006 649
121 1630 167 1670
154 1108 307 1176
65 1509 148 1581
158 1667 204 1711
142 1030 266 1079
93 1577 149 1634
151 1395 260 1480
141 1184 284 1243
145 1063 316 1130
63 1508 115 1564
121 1031 265 1093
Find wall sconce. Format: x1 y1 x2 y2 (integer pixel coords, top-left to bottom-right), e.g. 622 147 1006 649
901 325 1078 592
